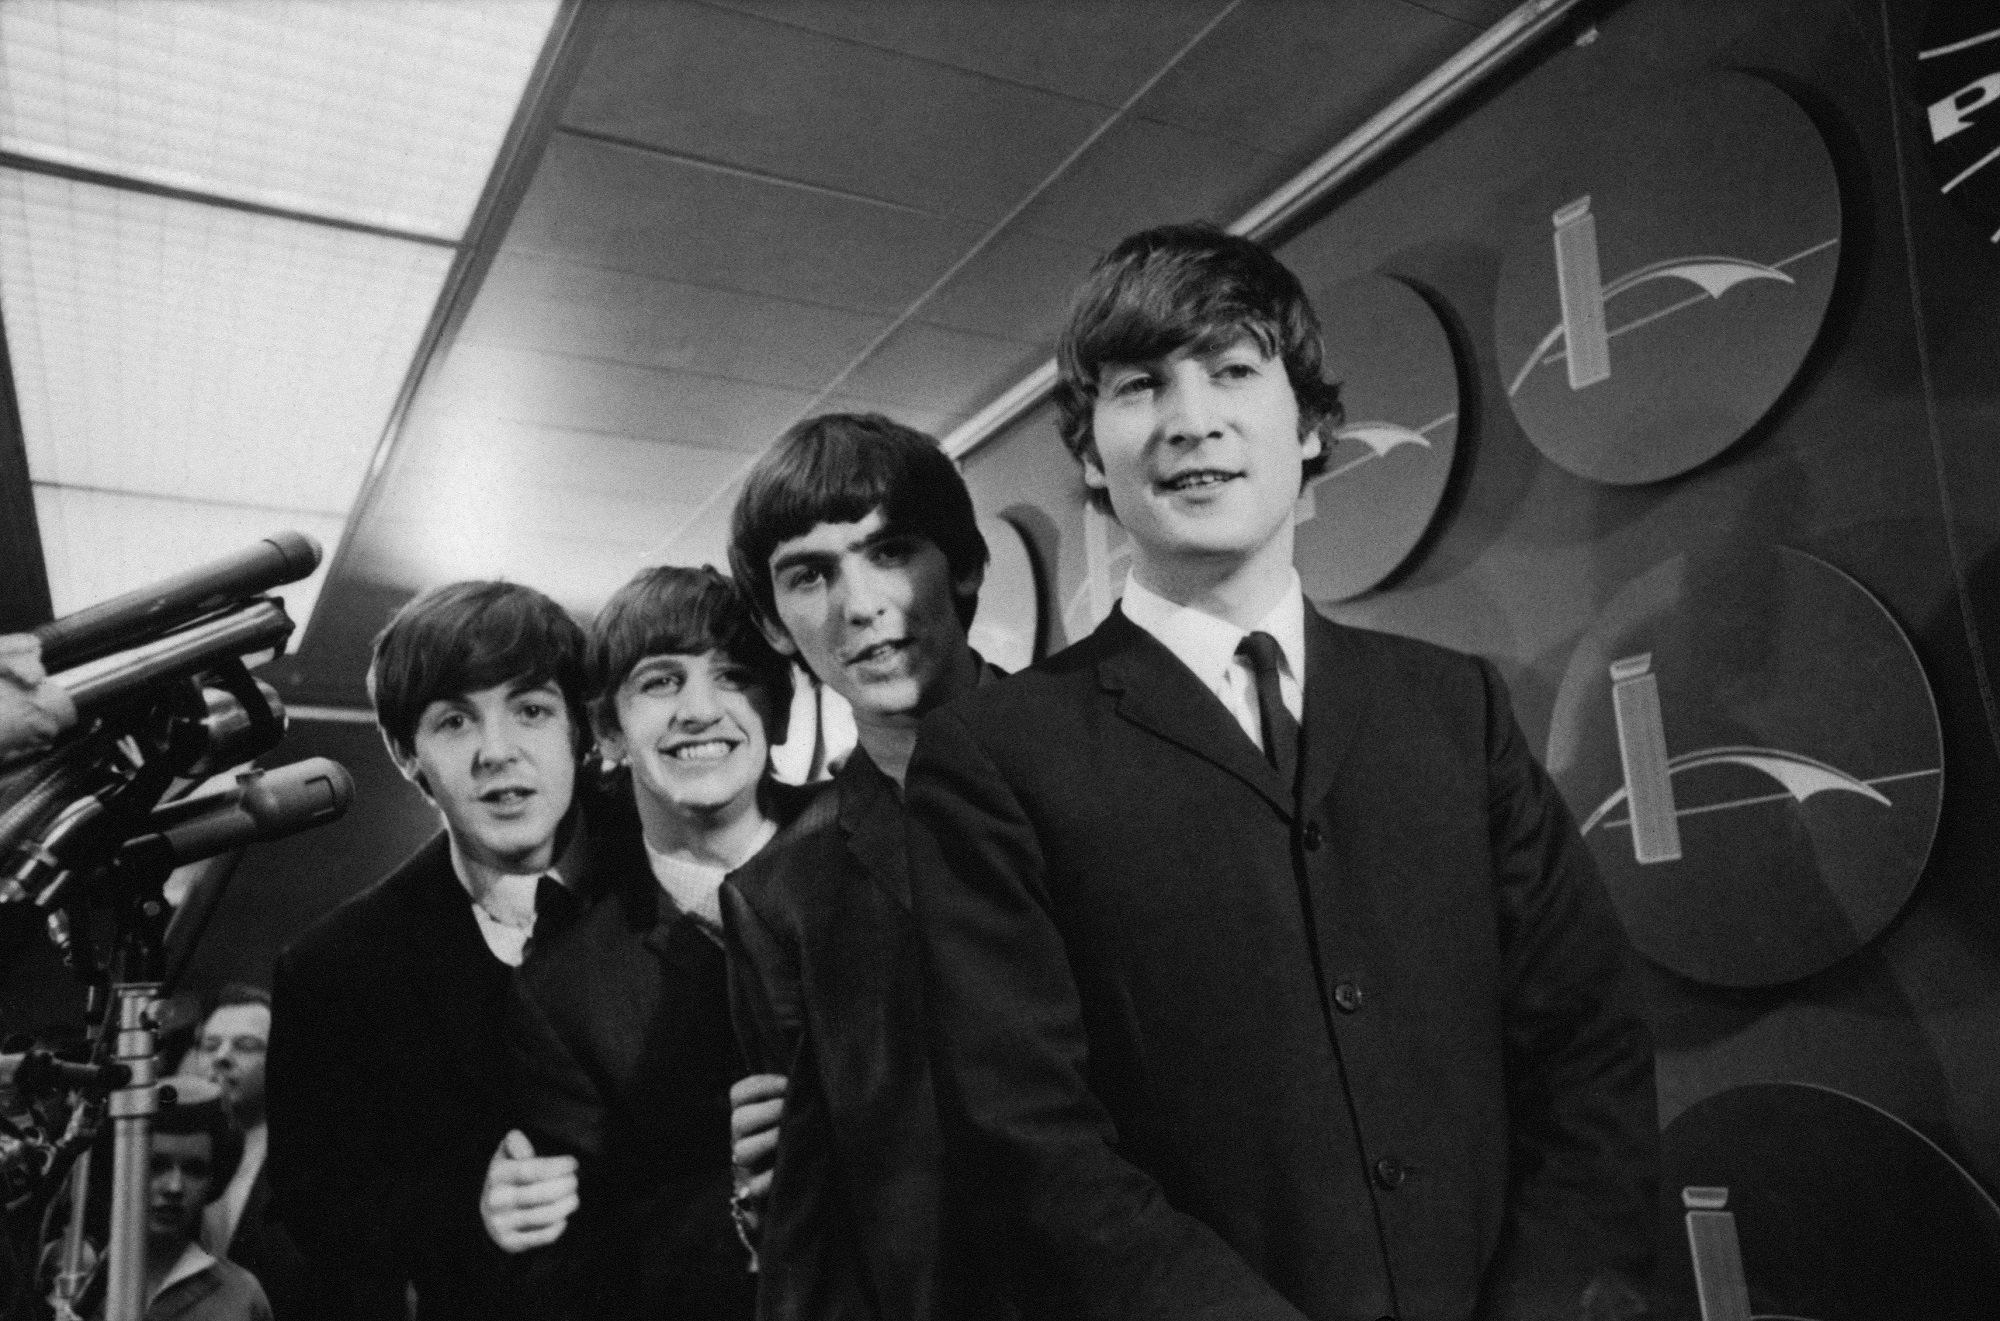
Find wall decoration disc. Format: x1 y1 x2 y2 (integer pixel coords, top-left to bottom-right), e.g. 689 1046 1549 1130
1543 547 1941 987
1293 273 1458 602
968 514 1040 672
1493 73 1841 485
1657 1083 2000 1320
1916 0 2000 245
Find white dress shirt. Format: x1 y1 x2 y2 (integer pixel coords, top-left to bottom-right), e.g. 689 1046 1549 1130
646 818 777 945
452 852 558 968
1119 569 1307 752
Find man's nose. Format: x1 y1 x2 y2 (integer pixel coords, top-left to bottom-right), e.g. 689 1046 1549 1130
473 718 519 766
1160 371 1222 445
676 673 723 725
840 561 893 623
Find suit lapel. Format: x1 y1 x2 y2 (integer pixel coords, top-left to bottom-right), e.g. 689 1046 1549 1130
1095 609 1295 818
839 748 911 910
397 838 508 1087
1298 606 1366 814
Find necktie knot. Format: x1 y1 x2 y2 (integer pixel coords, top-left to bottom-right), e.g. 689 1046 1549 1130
525 875 575 962
1237 631 1299 789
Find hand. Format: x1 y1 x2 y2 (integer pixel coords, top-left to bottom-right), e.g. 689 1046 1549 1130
480 1129 578 1253
0 635 76 766
728 1073 787 1229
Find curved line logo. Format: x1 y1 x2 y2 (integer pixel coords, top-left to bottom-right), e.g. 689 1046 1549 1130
1492 73 1841 486
1506 193 1834 399
1293 413 1451 525
1545 547 1943 988
1581 652 1911 864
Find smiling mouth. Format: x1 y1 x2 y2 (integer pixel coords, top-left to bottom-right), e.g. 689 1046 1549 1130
479 786 535 807
665 740 736 762
1157 468 1241 493
844 639 908 668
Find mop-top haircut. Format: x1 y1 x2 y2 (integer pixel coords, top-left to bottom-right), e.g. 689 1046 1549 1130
367 580 590 761
587 564 793 744
1055 222 1344 512
729 412 989 630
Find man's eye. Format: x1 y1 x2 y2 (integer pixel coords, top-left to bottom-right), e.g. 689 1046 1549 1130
715 668 751 691
434 712 466 733
871 540 915 566
1216 360 1259 381
640 673 681 694
781 567 823 592
518 702 553 721
1104 374 1156 399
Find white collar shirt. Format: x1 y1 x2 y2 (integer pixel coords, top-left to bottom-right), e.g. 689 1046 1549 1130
1119 569 1307 753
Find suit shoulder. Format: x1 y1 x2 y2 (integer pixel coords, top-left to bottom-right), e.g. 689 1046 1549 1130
726 779 845 914
278 833 451 982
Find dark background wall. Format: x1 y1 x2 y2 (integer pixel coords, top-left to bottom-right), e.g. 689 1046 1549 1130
961 0 2000 1198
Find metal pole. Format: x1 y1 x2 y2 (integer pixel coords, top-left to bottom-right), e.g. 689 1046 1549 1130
104 981 161 1321
941 0 1594 460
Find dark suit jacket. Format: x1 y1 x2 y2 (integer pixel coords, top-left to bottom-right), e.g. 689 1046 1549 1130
904 607 1658 1321
225 1159 307 1321
269 832 518 1321
508 784 811 1321
722 748 947 1321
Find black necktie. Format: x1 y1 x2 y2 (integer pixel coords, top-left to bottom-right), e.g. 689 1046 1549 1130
524 875 575 962
1237 631 1299 788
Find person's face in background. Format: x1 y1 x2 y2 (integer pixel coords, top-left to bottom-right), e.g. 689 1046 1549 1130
147 1131 215 1255
194 1003 270 1125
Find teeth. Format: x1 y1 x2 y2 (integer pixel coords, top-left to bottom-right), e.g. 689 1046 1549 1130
1164 471 1232 490
669 741 732 761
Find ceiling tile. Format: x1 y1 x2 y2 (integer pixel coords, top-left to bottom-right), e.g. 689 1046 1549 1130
507 133 987 314
839 323 1048 419
350 520 667 614
462 250 893 389
705 0 1230 106
567 1 1106 225
1137 0 1469 158
1009 115 1302 250
915 228 1102 344
33 485 344 632
400 420 758 501
425 343 817 452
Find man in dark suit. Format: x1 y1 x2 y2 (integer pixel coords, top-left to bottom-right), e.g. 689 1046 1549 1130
189 984 305 1320
269 581 594 1320
904 225 1658 1321
489 566 809 1320
719 413 998 1321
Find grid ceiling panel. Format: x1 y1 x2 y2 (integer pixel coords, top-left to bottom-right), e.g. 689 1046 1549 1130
0 0 558 239
0 170 451 514
33 485 344 630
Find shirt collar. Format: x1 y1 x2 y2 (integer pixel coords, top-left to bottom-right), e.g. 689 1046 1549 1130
1120 568 1307 691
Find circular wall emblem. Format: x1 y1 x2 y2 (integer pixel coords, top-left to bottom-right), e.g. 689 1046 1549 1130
968 513 1040 672
1294 273 1458 602
1493 73 1841 485
1916 0 2000 245
1658 1084 2000 1320
1544 547 1942 987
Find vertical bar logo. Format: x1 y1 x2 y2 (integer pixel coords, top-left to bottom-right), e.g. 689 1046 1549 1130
1552 196 1612 389
1609 652 1681 863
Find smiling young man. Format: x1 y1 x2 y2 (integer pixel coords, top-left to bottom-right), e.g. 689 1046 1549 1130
718 412 998 1321
484 566 806 1321
903 224 1658 1321
269 581 593 1321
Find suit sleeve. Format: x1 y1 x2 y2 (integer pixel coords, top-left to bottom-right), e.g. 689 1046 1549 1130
720 878 802 1078
1475 658 1658 1320
268 948 479 1319
905 705 1309 1321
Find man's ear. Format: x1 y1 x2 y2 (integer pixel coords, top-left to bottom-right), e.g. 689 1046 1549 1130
758 615 800 658
953 562 987 619
382 730 433 802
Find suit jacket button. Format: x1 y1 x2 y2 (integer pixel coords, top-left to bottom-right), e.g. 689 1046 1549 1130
1302 820 1323 850
1333 981 1364 1013
1373 1156 1406 1191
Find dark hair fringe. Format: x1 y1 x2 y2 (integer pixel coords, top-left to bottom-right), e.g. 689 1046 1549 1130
367 581 590 759
587 565 794 746
1054 224 1343 512
728 412 989 635
151 1094 246 1201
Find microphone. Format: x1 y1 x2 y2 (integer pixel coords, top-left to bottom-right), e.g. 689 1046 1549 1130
0 1051 132 1094
138 757 354 866
32 532 321 673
